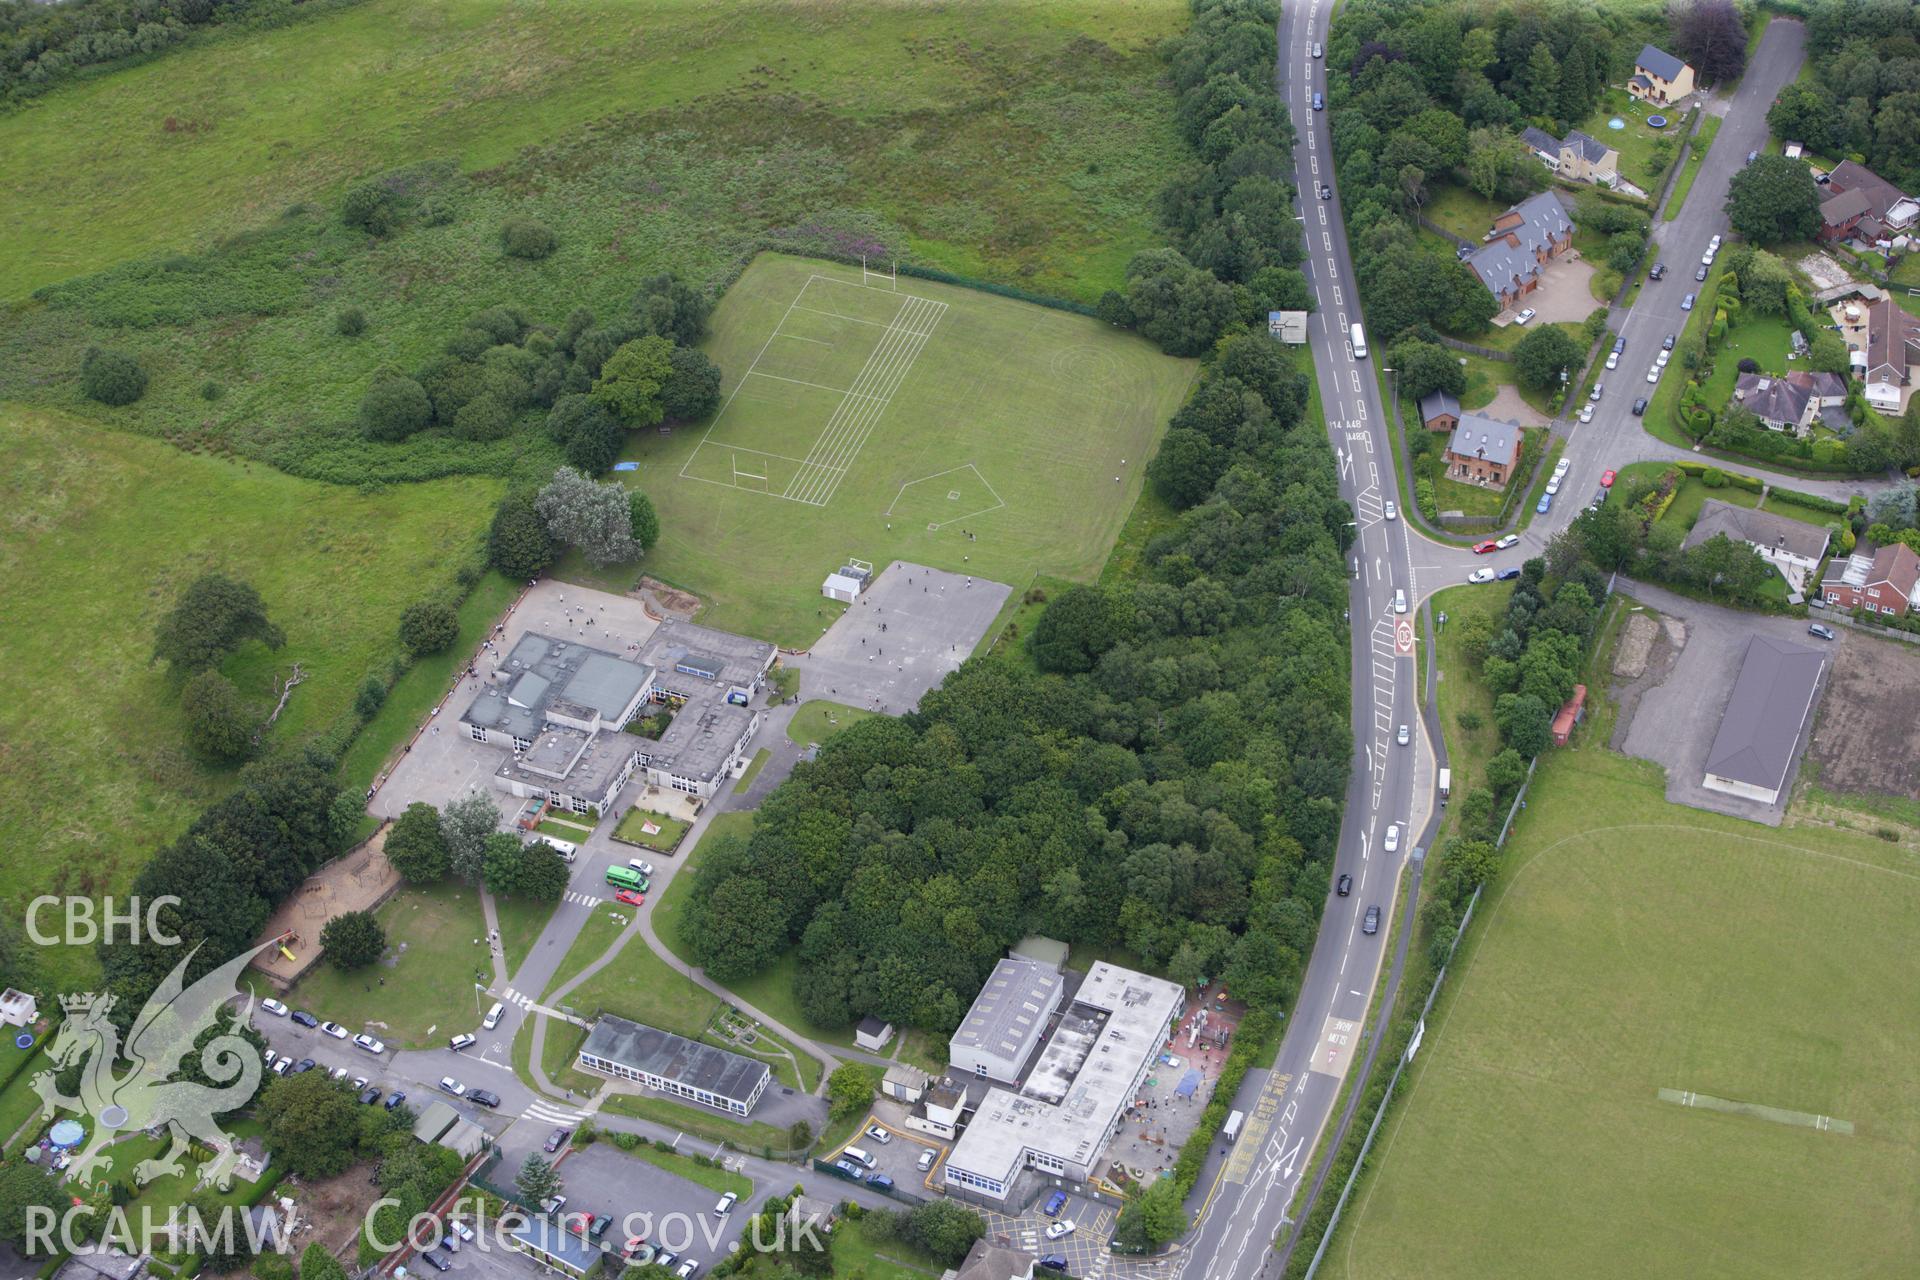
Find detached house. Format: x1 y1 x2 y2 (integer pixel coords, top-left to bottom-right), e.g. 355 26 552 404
1821 542 1920 617
1518 127 1621 186
1443 413 1522 488
1466 191 1575 311
1731 370 1846 435
1628 44 1694 104
1817 187 1872 245
1824 160 1919 236
1860 295 1920 415
1681 500 1831 594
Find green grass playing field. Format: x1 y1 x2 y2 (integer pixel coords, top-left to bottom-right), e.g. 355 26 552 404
599 253 1196 643
1332 748 1920 1279
0 405 499 989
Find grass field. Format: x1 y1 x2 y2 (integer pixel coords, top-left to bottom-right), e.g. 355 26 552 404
1330 748 1920 1279
0 406 498 988
1699 314 1798 408
786 700 877 746
1428 584 1512 838
609 253 1195 643
0 0 1187 304
290 881 494 1045
613 807 690 854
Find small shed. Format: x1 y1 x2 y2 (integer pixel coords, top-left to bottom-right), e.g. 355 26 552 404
855 1016 895 1052
411 1100 459 1144
0 989 37 1027
882 1064 928 1104
1551 684 1588 746
436 1118 490 1160
822 572 863 603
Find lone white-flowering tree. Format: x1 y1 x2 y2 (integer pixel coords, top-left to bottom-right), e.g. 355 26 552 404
535 465 642 567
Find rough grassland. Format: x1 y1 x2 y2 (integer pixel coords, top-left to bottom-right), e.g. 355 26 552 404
0 0 1188 302
0 406 498 987
1333 748 1920 1280
580 254 1195 643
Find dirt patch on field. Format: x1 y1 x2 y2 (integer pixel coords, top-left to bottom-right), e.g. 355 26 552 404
634 577 701 620
1613 612 1659 679
249 827 400 989
285 1166 386 1263
1806 634 1920 798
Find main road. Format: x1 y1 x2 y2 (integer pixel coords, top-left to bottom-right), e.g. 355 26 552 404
1178 9 1812 1280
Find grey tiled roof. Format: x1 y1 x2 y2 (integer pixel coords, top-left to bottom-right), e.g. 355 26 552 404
580 1014 770 1104
1564 130 1615 164
1418 389 1460 423
1445 412 1520 464
1636 43 1688 83
1467 191 1573 298
1733 373 1810 427
1520 126 1561 156
1703 635 1824 791
1682 499 1831 564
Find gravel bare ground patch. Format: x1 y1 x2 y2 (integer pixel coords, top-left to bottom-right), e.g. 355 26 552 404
1806 632 1920 799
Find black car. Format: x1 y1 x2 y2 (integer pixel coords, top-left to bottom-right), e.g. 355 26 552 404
1589 488 1609 510
1336 873 1352 897
293 1058 316 1074
1362 906 1381 936
359 1086 382 1105
290 1010 319 1028
1695 263 1709 281
419 1251 451 1273
544 1128 570 1153
1808 623 1837 641
1632 396 1648 416
1664 333 1676 350
1649 262 1666 280
1040 1257 1069 1274
384 1090 407 1110
1319 183 1332 200
468 1089 501 1109
1495 566 1522 581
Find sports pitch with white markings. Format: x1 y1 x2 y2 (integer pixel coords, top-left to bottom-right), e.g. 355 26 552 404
609 253 1198 644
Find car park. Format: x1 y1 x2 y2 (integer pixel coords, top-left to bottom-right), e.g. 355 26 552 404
1044 1192 1068 1217
615 889 645 906
260 998 289 1017
320 1021 348 1039
1384 823 1400 853
1469 567 1496 584
1537 492 1553 514
545 1129 570 1153
1336 874 1352 897
867 1174 894 1191
468 1090 501 1108
1383 500 1397 520
353 1033 385 1054
385 1090 407 1110
1495 567 1522 581
358 1086 382 1105
1496 534 1519 549
1397 723 1410 746
438 1077 466 1097
1682 293 1695 310
1578 404 1593 423
291 1011 318 1028
293 1058 316 1074
1045 1220 1077 1241
1808 623 1837 641
1632 396 1648 416
449 1034 476 1052
1363 906 1381 935
1515 307 1536 324
1312 91 1323 110
1473 539 1498 554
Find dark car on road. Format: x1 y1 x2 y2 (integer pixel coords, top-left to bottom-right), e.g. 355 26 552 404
545 1128 570 1153
1808 623 1837 641
290 1011 318 1028
1495 567 1522 581
468 1089 501 1109
1633 397 1648 416
1362 906 1381 935
1336 874 1352 897
1649 262 1666 280
1313 91 1324 110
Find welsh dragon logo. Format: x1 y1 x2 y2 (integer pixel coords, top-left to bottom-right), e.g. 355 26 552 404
34 943 270 1189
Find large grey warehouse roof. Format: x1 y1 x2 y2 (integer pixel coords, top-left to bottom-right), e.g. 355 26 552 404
1704 635 1825 791
463 633 653 740
952 958 1062 1069
580 1014 769 1105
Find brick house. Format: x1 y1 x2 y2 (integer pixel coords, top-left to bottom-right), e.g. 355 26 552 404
1628 44 1694 104
1418 389 1460 431
1860 295 1920 415
1817 187 1872 244
1820 541 1920 617
1824 160 1919 234
1465 191 1575 311
1443 413 1522 488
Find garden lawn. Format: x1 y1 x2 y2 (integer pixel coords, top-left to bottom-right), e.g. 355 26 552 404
1663 114 1722 220
830 1217 947 1279
493 892 560 977
0 406 498 991
1329 748 1920 1280
1698 314 1798 409
1424 185 1504 241
0 0 1188 303
1575 89 1686 192
290 881 494 1046
1427 583 1511 841
0 1048 53 1154
786 701 878 747
1458 354 1509 411
613 807 690 854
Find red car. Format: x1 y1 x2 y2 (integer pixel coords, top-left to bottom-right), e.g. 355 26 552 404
1472 540 1498 554
614 889 645 906
1599 469 1617 487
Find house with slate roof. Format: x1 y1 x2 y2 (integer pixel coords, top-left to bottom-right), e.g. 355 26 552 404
1418 389 1460 431
1629 44 1694 104
1443 413 1522 488
1517 126 1620 186
1466 192 1575 311
1824 160 1919 235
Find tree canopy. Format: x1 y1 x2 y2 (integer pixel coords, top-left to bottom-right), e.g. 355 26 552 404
536 466 642 566
152 573 284 675
320 910 385 969
1725 155 1823 245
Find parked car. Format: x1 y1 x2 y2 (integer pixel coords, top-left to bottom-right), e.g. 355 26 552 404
1710 234 1722 252
468 1090 501 1109
1589 488 1609 511
1579 404 1594 423
1702 249 1715 266
545 1128 570 1153
1384 823 1400 854
541 1196 567 1217
714 1192 738 1216
1393 588 1407 614
260 998 289 1018
588 1215 611 1239
866 1174 894 1191
1397 723 1410 746
1363 906 1381 935
1312 91 1324 110
866 1125 892 1145
293 1058 316 1074
418 1252 450 1273
449 1034 476 1052
352 1076 369 1091
1695 263 1709 281
917 1149 936 1172
652 1251 676 1271
1682 293 1696 310
1663 332 1676 349
1383 500 1398 520
1605 351 1619 370
1473 539 1498 554
614 889 645 906
627 858 656 877
1589 382 1603 402
674 1262 698 1280
1546 477 1561 496
1045 1220 1077 1241
359 1086 382 1105
1649 262 1666 280
1515 307 1537 324
1808 623 1837 641
1496 534 1519 549
1044 1192 1068 1218
291 1011 318 1028
320 1021 348 1040
1612 335 1626 354
1656 349 1671 367
269 1055 291 1076
353 1033 385 1055
1632 396 1648 416
833 1158 864 1178
1647 365 1661 383
1320 183 1332 200
385 1090 408 1110
1537 492 1554 514
1040 1257 1070 1274
1599 469 1616 487
1495 567 1522 581
1469 567 1496 583
438 1077 466 1097
329 1066 349 1082
1336 874 1352 897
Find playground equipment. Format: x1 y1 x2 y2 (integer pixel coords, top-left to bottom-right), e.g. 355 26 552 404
274 931 299 963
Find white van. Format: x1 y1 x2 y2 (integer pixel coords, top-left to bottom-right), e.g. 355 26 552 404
1349 322 1368 360
482 1001 505 1031
841 1146 876 1169
536 838 577 863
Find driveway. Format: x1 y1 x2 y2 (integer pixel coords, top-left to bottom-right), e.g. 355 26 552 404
1510 255 1598 325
